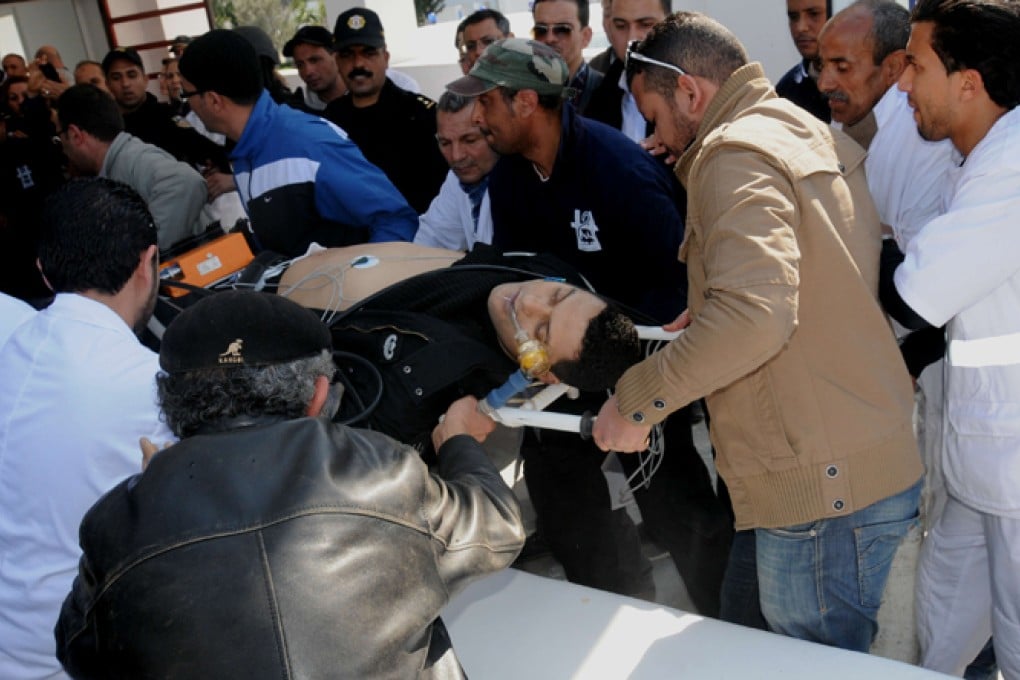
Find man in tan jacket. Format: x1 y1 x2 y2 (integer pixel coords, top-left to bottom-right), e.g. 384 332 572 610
593 12 922 652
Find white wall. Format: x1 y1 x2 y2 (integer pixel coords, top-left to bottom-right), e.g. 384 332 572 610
7 0 88 67
684 1 798 83
5 0 910 99
72 0 111 61
318 2 806 97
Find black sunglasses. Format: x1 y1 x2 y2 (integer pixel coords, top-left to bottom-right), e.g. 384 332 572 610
180 88 207 100
533 23 574 38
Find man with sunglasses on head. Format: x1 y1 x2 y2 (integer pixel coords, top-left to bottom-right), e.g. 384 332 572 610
596 12 923 652
532 0 603 114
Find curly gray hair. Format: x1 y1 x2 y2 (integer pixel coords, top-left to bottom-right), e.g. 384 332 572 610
157 350 336 437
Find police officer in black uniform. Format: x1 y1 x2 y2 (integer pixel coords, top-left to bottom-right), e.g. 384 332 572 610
325 8 448 215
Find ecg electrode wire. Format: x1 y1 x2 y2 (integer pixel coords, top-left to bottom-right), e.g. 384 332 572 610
616 338 669 505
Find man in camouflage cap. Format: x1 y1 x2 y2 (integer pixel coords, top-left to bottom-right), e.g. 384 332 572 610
446 40 734 617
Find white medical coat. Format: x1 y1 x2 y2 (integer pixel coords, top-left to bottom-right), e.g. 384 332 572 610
866 87 955 249
414 169 493 251
0 294 172 678
895 106 1020 517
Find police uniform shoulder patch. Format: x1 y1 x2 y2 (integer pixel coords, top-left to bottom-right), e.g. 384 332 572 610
416 95 436 110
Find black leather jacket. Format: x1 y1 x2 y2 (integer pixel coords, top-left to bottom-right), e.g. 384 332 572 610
56 417 525 679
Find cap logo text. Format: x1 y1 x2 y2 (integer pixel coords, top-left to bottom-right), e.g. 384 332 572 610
219 338 244 364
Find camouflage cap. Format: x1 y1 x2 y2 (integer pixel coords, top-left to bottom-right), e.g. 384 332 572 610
446 38 576 99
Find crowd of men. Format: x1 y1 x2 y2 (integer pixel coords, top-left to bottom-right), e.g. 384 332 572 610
1 0 1019 678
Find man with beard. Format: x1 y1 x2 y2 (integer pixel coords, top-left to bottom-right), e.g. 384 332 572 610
0 178 173 679
887 1 1020 675
325 8 448 214
601 13 922 651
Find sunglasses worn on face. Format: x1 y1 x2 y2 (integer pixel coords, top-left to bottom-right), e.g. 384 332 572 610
180 89 207 100
533 23 574 38
625 40 690 78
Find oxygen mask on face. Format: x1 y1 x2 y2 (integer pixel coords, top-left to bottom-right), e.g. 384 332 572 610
508 299 551 378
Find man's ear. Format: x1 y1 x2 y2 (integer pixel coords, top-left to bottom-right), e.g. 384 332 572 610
683 75 716 119
670 76 691 117
515 89 539 117
957 67 984 103
306 375 330 416
581 25 593 49
135 244 158 287
65 123 85 146
207 91 222 110
881 49 907 88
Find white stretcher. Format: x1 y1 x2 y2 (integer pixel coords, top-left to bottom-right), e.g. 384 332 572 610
443 569 952 679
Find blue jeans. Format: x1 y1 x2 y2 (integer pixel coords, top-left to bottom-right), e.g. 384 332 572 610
755 480 921 652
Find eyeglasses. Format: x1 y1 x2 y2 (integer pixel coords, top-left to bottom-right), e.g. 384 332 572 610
180 88 207 100
463 35 498 53
533 23 574 39
625 40 689 78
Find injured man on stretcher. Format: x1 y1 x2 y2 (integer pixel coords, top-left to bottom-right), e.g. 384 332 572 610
237 241 732 612
275 241 641 414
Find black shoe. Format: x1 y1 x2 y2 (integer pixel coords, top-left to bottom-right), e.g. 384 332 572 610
512 531 551 565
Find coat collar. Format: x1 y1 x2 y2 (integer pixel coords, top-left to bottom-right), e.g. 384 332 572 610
677 62 771 183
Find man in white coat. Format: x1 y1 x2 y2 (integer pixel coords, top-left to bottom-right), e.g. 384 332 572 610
414 91 499 251
0 178 174 679
887 1 1020 676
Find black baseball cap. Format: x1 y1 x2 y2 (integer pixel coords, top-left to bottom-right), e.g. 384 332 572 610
333 8 386 50
101 47 143 74
283 25 334 57
168 35 192 53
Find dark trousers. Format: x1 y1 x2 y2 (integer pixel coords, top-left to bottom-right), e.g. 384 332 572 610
521 425 653 598
720 529 768 629
620 406 733 617
523 404 732 613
